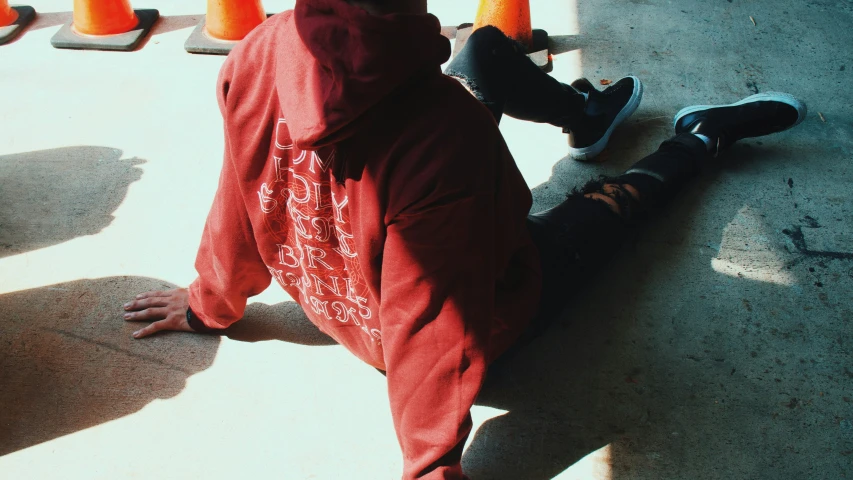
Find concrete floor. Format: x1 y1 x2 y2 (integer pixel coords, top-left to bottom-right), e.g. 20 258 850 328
1 0 851 478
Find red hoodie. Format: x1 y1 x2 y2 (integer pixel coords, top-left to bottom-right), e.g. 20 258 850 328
188 0 541 477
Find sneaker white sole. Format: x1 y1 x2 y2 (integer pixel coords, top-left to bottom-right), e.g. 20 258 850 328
673 91 808 130
568 75 644 162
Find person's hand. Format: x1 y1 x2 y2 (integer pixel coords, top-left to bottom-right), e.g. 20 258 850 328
123 288 194 339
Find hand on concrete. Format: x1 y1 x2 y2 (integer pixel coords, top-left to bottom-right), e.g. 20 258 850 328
123 288 194 339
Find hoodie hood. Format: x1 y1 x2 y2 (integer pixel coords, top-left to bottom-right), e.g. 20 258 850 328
277 0 451 150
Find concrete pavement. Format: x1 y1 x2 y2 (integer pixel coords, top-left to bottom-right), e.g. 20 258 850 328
1 0 851 478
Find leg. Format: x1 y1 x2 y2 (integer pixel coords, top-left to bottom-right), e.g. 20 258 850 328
444 26 643 161
501 91 808 355
487 134 708 372
444 25 583 124
489 90 809 372
523 133 707 338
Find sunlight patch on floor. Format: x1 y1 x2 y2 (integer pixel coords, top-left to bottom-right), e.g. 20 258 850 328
553 443 612 480
710 205 796 286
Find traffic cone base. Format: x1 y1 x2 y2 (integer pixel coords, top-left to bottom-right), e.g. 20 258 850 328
0 5 36 46
184 13 271 56
51 8 158 51
453 24 552 72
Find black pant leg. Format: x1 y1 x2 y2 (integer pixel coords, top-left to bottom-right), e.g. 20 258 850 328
615 133 708 206
509 133 707 347
444 26 583 125
523 197 627 338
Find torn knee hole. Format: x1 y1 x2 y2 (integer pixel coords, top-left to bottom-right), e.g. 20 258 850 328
584 192 621 214
448 74 483 101
585 183 640 219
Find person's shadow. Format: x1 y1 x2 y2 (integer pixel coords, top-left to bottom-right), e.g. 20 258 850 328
0 146 203 456
459 128 852 479
0 146 336 456
5 137 847 478
0 275 220 456
0 146 142 259
0 278 334 457
0 145 335 456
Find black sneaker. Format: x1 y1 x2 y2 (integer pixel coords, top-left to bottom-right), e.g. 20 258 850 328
565 76 643 162
674 92 807 155
570 77 598 94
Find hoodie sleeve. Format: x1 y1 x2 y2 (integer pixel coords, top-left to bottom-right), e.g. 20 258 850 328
380 125 498 480
187 56 273 329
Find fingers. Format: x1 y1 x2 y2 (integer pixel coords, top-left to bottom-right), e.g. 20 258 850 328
123 288 192 339
124 297 169 312
124 307 169 322
131 313 194 339
132 319 170 339
135 290 169 300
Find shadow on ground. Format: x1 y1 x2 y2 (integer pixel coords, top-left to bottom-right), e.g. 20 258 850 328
18 11 70 33
0 276 217 456
2 143 848 476
226 300 336 346
458 138 853 478
0 276 338 457
134 14 205 50
149 15 203 36
0 146 143 259
0 144 330 456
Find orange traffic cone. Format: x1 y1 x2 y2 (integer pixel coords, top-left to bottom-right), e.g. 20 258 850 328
0 0 18 26
473 0 532 49
185 0 267 55
0 1 36 46
453 0 551 71
72 0 138 35
51 0 159 51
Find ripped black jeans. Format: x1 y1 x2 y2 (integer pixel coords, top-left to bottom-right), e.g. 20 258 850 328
446 26 708 348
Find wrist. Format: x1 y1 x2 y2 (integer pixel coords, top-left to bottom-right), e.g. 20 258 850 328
186 306 219 333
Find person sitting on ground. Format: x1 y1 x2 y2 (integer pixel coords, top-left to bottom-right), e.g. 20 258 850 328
121 0 806 478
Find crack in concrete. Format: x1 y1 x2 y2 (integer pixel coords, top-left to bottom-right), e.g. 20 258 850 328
782 226 853 261
44 327 191 375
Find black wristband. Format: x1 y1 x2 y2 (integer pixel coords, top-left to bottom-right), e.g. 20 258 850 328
186 306 219 333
